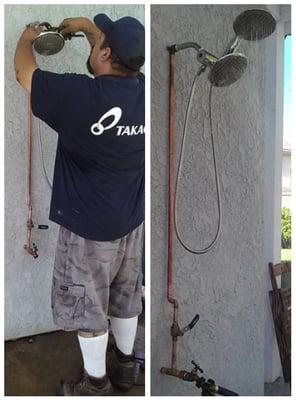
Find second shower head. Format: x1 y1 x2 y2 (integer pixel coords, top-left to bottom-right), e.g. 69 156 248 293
226 9 276 54
233 9 276 41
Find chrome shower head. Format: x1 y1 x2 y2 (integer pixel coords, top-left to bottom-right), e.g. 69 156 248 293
30 21 84 56
33 31 65 56
226 9 276 54
233 9 276 41
208 53 248 87
168 43 248 87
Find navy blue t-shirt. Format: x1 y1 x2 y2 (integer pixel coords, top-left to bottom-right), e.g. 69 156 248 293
31 69 144 241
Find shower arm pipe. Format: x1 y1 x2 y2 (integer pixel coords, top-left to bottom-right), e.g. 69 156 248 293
168 42 219 66
168 41 202 53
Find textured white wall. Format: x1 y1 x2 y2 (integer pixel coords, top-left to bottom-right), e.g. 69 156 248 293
151 4 284 395
5 4 144 340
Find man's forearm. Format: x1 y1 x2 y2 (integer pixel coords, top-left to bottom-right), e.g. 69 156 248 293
15 35 38 92
77 18 101 48
60 17 101 48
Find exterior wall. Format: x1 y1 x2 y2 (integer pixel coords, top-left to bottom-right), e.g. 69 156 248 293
151 4 285 395
5 4 144 340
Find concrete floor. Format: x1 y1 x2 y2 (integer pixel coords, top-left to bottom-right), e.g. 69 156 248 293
264 377 291 396
5 307 290 397
5 313 145 396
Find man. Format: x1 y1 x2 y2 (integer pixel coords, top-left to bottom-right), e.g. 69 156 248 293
14 13 145 396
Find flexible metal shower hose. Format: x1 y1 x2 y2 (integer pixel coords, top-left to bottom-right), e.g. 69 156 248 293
174 68 222 254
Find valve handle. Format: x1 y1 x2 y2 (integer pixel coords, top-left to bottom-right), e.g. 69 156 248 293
181 314 200 334
38 225 49 229
191 360 203 374
188 314 200 330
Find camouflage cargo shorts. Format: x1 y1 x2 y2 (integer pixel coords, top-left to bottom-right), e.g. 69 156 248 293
51 223 144 331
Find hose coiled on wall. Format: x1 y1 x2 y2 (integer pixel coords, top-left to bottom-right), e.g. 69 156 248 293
174 68 221 254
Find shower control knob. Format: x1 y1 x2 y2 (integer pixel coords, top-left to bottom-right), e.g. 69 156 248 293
180 313 200 335
188 314 200 330
38 225 49 229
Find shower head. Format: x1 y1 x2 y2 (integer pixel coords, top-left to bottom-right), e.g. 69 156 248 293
168 43 247 87
30 21 84 56
208 53 247 87
33 31 65 56
226 9 276 54
233 9 276 41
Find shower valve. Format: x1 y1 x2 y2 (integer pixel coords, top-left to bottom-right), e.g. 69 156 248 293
24 242 38 258
171 313 200 337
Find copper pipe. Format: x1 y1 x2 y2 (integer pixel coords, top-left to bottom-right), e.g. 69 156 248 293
167 50 179 370
24 95 38 258
161 48 201 378
167 51 175 303
27 95 33 246
160 367 195 381
27 95 32 237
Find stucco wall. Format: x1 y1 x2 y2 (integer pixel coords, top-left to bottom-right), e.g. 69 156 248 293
5 4 144 340
151 4 283 395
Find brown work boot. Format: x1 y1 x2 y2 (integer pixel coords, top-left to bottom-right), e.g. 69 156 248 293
107 345 136 391
56 369 112 396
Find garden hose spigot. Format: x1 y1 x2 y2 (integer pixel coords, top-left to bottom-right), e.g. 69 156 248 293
161 360 239 396
191 360 203 374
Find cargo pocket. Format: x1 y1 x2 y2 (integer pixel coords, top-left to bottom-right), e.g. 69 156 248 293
52 278 86 320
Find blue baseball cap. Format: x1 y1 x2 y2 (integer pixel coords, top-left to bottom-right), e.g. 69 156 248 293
93 14 145 71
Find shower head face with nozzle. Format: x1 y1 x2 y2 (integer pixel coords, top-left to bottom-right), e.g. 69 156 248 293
233 9 276 41
33 31 65 56
208 53 248 87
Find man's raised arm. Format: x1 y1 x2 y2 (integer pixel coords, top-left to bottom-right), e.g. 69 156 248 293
14 26 40 93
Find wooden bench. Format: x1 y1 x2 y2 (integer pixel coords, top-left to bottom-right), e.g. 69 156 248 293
269 261 291 384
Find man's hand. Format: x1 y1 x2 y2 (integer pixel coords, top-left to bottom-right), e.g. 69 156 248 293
58 17 88 35
21 25 42 44
59 17 102 47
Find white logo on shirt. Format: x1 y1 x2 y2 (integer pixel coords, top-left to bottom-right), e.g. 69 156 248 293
90 107 145 136
91 107 122 135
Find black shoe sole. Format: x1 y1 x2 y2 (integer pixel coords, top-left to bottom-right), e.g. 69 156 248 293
109 378 133 392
